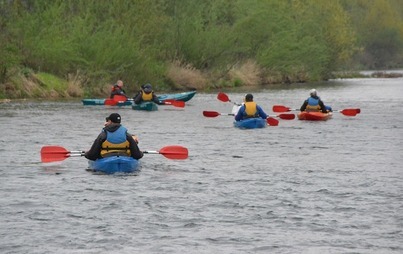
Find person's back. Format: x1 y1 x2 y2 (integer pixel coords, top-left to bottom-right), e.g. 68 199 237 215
235 94 268 121
84 113 143 161
300 89 328 113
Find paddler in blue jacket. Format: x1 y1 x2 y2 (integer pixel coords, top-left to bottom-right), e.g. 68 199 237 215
133 83 164 105
300 89 332 113
84 113 143 161
235 94 268 121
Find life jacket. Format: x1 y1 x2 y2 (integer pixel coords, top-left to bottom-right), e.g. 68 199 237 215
141 90 153 101
243 102 258 118
306 97 321 112
100 126 131 157
111 85 120 92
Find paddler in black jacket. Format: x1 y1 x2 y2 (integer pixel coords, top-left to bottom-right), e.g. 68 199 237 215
133 83 164 105
84 113 143 161
300 89 331 113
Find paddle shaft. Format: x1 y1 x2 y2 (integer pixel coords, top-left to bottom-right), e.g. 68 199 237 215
143 151 160 154
272 105 360 116
41 145 188 163
202 111 279 126
108 96 184 107
203 110 293 120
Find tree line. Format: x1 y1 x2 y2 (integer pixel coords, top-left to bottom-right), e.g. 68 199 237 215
0 0 402 98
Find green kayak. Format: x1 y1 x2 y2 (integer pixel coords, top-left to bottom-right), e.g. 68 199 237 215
132 102 158 111
82 90 196 106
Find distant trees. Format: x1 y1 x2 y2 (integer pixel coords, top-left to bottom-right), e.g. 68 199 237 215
0 0 402 95
340 0 403 69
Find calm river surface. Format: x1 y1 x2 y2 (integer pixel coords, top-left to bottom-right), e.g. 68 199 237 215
0 78 402 253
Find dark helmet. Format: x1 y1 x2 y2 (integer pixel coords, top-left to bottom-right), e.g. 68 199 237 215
105 113 121 123
245 93 253 102
143 83 152 94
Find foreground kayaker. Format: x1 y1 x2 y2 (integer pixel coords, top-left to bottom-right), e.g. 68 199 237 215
133 83 164 105
110 80 128 99
300 89 332 113
235 94 268 121
84 113 143 161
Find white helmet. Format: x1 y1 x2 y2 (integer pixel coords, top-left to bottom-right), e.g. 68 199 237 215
309 89 317 96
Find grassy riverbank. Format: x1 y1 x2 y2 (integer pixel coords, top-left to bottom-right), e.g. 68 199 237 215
2 66 402 101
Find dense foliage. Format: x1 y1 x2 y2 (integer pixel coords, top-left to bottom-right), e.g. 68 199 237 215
0 0 402 98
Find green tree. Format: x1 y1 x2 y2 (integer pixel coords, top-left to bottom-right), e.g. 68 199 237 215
341 0 403 69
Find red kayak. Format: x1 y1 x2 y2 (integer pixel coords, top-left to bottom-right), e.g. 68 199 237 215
297 111 333 121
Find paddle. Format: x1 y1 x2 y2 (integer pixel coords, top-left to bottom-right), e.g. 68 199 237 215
272 105 298 112
113 95 128 102
143 145 188 160
272 105 360 116
217 92 242 106
104 99 118 106
202 111 279 126
276 113 295 120
203 110 294 120
40 146 84 163
106 95 185 108
104 95 128 106
162 99 185 108
41 145 188 163
336 108 361 116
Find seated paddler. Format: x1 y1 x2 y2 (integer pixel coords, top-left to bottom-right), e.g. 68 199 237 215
300 89 332 113
133 83 164 105
84 113 143 161
110 80 127 99
235 93 268 121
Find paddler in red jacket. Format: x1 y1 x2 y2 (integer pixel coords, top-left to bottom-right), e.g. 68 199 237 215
110 80 127 99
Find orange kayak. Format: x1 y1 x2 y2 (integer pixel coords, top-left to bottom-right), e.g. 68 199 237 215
297 111 333 121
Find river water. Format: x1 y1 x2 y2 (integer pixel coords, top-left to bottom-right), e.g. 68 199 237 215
0 77 402 253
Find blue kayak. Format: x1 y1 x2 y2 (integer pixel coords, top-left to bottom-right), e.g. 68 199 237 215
82 90 196 106
234 118 267 129
88 156 139 174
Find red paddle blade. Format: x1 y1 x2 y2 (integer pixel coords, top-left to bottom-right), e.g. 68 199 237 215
278 113 295 120
159 145 188 160
217 92 230 102
163 99 185 108
339 109 359 116
267 117 279 126
203 111 220 117
113 95 127 102
105 99 118 106
272 105 291 112
40 146 70 163
356 108 361 114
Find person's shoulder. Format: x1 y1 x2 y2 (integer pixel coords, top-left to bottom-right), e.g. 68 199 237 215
96 130 107 139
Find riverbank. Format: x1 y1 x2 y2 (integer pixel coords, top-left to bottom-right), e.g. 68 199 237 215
1 69 402 101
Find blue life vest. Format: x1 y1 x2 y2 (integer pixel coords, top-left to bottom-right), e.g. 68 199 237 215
306 97 321 111
101 126 130 157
